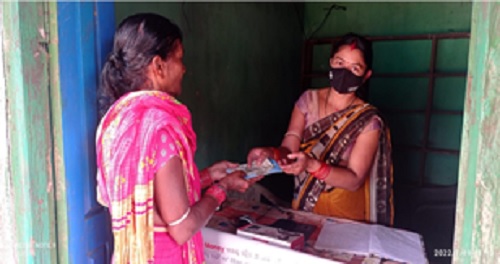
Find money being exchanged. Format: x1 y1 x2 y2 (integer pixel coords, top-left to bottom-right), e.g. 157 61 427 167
226 158 283 179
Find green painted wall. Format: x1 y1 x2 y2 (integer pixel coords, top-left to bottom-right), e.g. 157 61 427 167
114 3 304 170
304 2 472 187
304 2 471 37
113 2 473 205
114 3 304 201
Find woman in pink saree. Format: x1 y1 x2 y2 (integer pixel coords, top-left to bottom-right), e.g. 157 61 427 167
96 13 249 264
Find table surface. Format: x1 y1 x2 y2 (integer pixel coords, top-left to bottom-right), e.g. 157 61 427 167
206 199 404 264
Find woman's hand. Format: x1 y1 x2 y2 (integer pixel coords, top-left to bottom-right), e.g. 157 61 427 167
218 171 250 193
207 160 239 182
246 147 273 166
280 152 311 176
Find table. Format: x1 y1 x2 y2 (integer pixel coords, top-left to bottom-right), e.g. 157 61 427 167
203 199 403 264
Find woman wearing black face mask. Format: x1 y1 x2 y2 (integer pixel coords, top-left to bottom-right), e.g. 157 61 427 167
247 33 393 225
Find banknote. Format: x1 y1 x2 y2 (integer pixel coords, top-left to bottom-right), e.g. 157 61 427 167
226 158 282 179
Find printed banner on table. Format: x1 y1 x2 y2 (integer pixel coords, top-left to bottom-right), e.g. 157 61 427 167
202 227 340 264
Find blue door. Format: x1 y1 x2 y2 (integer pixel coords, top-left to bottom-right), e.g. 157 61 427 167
57 2 115 263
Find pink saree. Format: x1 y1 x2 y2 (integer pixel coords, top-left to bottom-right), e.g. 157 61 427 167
96 90 205 264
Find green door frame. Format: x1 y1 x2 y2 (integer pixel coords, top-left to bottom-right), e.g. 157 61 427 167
2 2 115 263
453 2 500 263
48 2 70 263
2 2 59 263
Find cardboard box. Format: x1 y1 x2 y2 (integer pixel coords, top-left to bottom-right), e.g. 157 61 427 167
236 223 305 251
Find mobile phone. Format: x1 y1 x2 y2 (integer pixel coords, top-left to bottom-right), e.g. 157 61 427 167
268 219 316 240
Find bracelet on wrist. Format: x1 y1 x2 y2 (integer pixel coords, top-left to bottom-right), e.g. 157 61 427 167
308 160 323 175
200 169 213 187
205 183 227 206
271 147 281 161
309 161 330 180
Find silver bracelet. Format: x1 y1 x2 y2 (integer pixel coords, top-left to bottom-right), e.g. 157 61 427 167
167 207 191 226
284 131 302 141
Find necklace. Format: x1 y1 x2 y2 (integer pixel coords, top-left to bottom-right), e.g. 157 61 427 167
321 89 357 116
344 95 358 109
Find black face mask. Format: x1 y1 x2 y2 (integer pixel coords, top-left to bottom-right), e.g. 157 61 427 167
329 68 364 94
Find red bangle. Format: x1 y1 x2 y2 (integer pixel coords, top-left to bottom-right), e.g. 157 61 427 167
271 147 281 161
200 169 213 187
309 162 330 180
205 184 227 206
308 161 325 175
319 166 331 180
